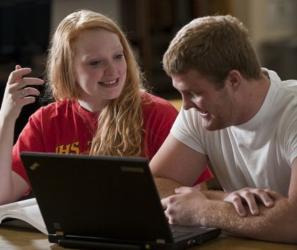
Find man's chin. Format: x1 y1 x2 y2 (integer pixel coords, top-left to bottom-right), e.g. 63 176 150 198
204 126 217 131
202 120 223 131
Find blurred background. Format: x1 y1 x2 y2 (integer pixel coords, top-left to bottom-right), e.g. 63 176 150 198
0 0 297 138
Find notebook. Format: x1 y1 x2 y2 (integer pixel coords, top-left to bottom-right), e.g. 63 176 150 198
20 152 220 249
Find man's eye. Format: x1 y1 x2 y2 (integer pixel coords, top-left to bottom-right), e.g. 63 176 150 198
190 92 201 101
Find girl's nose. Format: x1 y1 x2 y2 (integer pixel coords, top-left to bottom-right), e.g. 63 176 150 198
104 62 116 76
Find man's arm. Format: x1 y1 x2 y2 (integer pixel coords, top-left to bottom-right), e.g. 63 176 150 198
150 134 208 196
162 159 297 244
153 177 181 199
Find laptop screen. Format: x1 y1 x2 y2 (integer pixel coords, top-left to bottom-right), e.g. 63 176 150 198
21 152 220 249
21 152 173 242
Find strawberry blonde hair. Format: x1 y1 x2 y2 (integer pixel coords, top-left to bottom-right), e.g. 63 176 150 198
47 10 144 156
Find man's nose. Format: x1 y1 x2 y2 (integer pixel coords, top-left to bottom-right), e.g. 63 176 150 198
182 98 195 110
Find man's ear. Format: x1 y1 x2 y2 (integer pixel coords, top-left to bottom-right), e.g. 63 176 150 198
226 70 242 90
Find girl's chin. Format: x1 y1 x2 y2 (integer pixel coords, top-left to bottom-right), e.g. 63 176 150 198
101 89 123 100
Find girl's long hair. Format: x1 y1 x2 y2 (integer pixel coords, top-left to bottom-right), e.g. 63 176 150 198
47 10 143 156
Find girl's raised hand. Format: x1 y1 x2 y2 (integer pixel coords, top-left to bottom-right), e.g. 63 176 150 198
0 65 44 122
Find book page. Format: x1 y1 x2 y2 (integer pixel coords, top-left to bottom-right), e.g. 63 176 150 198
0 198 47 235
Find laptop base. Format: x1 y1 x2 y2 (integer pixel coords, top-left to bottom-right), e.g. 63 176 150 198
49 227 221 250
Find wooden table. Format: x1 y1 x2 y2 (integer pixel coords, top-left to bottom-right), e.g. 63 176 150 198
0 227 296 250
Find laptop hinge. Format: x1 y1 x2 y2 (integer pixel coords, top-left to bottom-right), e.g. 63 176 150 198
58 238 142 249
155 238 166 244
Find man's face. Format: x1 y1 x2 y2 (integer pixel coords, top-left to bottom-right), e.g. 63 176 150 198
172 69 236 130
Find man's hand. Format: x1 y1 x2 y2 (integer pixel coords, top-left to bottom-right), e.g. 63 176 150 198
161 186 207 225
224 187 277 216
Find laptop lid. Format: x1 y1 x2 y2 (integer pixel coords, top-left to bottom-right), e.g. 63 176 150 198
21 152 220 249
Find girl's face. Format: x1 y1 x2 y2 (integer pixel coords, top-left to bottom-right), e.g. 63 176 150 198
73 28 127 112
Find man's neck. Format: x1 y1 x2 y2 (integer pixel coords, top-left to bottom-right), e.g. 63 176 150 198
238 72 270 124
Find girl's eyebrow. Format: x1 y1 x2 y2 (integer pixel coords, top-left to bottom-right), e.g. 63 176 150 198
83 48 124 61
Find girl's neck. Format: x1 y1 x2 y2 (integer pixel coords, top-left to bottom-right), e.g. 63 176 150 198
77 99 108 113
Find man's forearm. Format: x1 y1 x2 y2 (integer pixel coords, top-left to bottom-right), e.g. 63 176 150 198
202 190 226 200
154 177 182 198
199 196 297 243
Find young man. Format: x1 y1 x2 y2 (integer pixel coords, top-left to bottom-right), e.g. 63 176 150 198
150 15 297 244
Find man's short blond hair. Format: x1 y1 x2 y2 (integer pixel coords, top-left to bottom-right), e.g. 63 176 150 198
163 15 261 88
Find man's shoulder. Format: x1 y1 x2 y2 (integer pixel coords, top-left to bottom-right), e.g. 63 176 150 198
268 69 297 93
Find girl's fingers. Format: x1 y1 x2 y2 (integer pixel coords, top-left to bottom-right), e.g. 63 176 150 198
8 67 32 85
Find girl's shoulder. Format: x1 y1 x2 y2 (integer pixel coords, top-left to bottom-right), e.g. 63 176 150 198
140 91 178 120
30 99 77 120
140 91 177 111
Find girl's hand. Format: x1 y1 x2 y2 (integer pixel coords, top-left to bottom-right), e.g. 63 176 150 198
0 65 44 122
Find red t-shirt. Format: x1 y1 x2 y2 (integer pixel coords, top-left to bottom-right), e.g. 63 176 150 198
12 92 177 184
12 92 212 189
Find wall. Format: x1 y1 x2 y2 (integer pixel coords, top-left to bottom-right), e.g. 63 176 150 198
50 0 297 80
232 0 297 51
51 0 120 34
230 0 297 78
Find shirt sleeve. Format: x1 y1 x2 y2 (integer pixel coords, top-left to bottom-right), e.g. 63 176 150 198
12 109 45 186
143 96 178 160
284 112 297 166
170 108 206 154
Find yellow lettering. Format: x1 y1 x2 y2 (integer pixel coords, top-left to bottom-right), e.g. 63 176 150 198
70 142 80 154
56 142 80 154
56 144 71 154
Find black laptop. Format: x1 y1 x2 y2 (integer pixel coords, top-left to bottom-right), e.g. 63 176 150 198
21 152 220 250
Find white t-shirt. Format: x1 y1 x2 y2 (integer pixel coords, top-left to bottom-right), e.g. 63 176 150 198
171 70 297 195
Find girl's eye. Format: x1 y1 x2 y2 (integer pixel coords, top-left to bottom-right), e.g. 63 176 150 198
89 60 102 66
114 54 124 60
